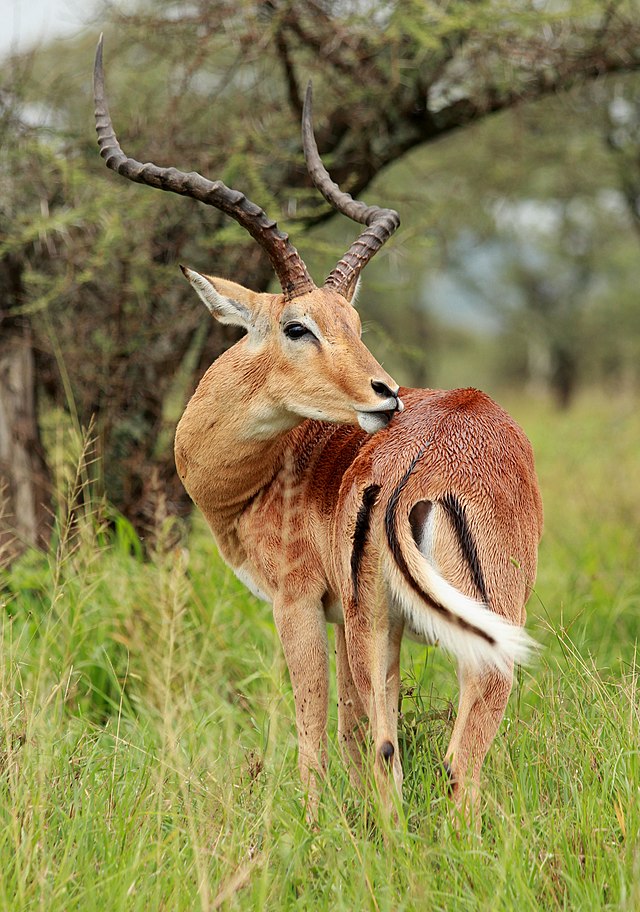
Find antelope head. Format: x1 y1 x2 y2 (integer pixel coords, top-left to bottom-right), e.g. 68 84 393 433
93 37 403 436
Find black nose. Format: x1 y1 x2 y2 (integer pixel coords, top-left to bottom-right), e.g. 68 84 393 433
371 380 397 400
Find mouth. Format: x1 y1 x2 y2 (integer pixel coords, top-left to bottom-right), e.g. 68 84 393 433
356 396 404 434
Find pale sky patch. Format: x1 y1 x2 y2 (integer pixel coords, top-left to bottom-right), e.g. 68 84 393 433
0 0 97 58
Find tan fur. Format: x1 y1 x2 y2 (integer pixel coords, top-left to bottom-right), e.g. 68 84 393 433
175 277 543 822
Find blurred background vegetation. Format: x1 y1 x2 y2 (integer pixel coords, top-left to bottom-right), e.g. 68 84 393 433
1 5 640 906
1 0 639 557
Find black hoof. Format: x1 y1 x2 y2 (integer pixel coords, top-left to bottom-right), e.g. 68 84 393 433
379 741 395 765
442 760 456 796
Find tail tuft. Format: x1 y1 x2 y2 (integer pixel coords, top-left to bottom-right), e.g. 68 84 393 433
384 530 536 675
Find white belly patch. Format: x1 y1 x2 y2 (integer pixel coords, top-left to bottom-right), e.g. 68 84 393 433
232 563 271 603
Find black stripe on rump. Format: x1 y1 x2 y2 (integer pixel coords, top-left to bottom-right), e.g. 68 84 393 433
351 484 381 600
384 449 495 647
439 492 490 606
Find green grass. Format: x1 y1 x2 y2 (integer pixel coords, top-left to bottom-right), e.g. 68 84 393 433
1 395 639 911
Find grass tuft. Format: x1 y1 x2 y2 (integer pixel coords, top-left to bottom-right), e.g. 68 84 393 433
0 395 638 910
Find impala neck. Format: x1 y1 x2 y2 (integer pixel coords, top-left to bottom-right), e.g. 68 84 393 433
174 341 296 537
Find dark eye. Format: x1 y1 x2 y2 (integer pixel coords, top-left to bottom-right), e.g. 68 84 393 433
283 322 313 341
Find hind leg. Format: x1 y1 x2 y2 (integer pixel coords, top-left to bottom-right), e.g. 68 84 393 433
344 595 404 816
444 662 513 827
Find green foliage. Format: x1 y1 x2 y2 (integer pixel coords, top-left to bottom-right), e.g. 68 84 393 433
1 397 638 910
2 0 640 529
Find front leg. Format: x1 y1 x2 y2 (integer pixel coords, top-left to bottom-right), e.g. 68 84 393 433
335 623 367 785
272 594 329 816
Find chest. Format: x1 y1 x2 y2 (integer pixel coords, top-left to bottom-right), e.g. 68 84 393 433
232 472 330 597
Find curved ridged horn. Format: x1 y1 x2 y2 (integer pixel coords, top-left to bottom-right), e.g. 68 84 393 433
93 35 316 301
302 82 400 299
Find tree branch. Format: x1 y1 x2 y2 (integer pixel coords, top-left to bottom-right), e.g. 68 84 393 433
275 25 303 118
291 15 640 227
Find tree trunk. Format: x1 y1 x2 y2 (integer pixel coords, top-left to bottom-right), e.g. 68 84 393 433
550 345 578 411
0 307 51 567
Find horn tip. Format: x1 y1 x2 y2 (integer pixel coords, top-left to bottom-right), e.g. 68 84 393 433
94 33 105 97
303 81 313 116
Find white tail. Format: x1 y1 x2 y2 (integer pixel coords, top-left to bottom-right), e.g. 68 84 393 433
384 549 535 674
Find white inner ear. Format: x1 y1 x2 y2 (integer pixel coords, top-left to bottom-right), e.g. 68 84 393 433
182 267 251 328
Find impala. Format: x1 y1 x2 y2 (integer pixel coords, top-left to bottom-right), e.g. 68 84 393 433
94 37 543 821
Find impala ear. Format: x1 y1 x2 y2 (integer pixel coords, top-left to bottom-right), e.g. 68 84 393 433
180 266 255 328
